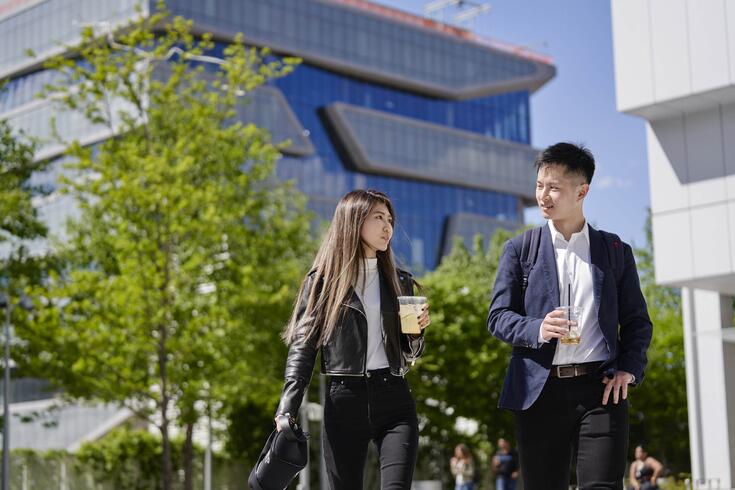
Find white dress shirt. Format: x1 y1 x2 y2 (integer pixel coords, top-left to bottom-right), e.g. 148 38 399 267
540 220 609 365
355 258 390 370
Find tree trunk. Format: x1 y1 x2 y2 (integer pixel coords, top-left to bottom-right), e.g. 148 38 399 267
183 421 195 490
160 418 173 490
159 323 173 490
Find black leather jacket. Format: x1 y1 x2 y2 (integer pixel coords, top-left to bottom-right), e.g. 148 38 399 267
275 267 425 418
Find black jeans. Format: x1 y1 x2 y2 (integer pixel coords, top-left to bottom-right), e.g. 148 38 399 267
323 368 419 490
515 375 629 490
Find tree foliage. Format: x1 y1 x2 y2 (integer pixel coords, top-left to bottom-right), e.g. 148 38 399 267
0 116 45 245
409 230 521 483
628 212 688 474
0 110 51 295
15 5 312 489
76 427 168 490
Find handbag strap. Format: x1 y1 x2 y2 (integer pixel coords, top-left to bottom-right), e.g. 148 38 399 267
276 414 307 442
254 415 304 466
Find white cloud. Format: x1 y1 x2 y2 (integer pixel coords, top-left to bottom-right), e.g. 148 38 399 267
596 176 632 189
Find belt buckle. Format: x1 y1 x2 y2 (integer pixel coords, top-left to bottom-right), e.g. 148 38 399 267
556 364 575 378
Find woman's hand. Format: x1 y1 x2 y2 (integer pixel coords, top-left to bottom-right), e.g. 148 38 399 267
418 304 430 330
274 414 294 433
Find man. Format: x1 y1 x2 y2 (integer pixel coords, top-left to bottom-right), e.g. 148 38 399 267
491 438 519 490
487 142 653 490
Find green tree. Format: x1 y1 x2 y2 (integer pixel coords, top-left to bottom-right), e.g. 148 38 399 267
0 110 55 400
629 212 689 474
75 427 168 490
0 114 49 294
0 118 44 245
16 5 312 489
409 229 521 483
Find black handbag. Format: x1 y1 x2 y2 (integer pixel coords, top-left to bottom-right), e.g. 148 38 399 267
248 414 309 490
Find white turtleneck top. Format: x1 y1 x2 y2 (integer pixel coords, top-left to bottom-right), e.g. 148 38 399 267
354 258 389 370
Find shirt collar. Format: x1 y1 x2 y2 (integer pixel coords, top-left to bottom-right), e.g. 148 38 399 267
548 219 589 245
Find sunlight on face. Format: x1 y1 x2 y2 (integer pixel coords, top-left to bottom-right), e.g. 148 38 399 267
360 202 393 258
535 164 589 223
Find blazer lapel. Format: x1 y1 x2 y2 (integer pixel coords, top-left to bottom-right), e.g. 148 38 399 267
539 225 560 307
588 226 606 319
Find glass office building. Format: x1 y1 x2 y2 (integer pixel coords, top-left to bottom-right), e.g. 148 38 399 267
1 0 554 271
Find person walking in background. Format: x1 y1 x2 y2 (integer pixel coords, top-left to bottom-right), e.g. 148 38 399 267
628 444 664 490
450 443 476 490
487 143 653 490
274 189 431 490
492 438 518 490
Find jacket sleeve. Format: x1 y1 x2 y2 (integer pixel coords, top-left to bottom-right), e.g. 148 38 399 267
275 275 320 419
615 242 653 383
399 271 425 362
487 239 544 349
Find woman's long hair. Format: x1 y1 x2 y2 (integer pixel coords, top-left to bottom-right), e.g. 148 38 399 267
283 189 402 346
456 443 473 462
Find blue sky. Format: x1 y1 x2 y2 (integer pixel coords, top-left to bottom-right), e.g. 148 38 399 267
383 0 651 247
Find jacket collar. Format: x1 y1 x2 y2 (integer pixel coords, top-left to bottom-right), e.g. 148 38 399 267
548 219 589 246
344 266 398 318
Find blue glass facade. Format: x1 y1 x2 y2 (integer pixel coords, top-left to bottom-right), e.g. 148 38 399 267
266 61 528 270
268 63 530 142
1 0 553 272
0 69 60 114
166 0 553 99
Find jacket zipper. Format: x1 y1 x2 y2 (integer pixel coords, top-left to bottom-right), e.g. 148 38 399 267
343 303 368 375
340 300 408 377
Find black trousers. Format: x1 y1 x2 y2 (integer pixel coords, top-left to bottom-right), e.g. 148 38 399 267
322 368 419 490
515 374 629 490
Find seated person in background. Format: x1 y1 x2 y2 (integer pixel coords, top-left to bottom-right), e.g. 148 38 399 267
628 444 664 490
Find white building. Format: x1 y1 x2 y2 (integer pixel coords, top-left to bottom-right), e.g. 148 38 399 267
611 1 735 488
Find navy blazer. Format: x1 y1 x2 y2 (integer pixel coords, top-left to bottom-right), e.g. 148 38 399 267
487 224 653 411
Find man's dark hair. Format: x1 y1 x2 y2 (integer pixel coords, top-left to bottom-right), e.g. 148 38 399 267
534 142 595 184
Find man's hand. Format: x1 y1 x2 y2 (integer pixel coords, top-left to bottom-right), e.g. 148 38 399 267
602 370 634 405
540 309 573 341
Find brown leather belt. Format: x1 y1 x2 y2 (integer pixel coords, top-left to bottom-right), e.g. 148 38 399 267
549 361 603 379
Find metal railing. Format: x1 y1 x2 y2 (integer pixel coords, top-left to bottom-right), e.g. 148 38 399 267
685 477 735 489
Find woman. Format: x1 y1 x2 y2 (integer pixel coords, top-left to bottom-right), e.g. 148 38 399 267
450 443 476 490
628 444 664 490
275 189 430 490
